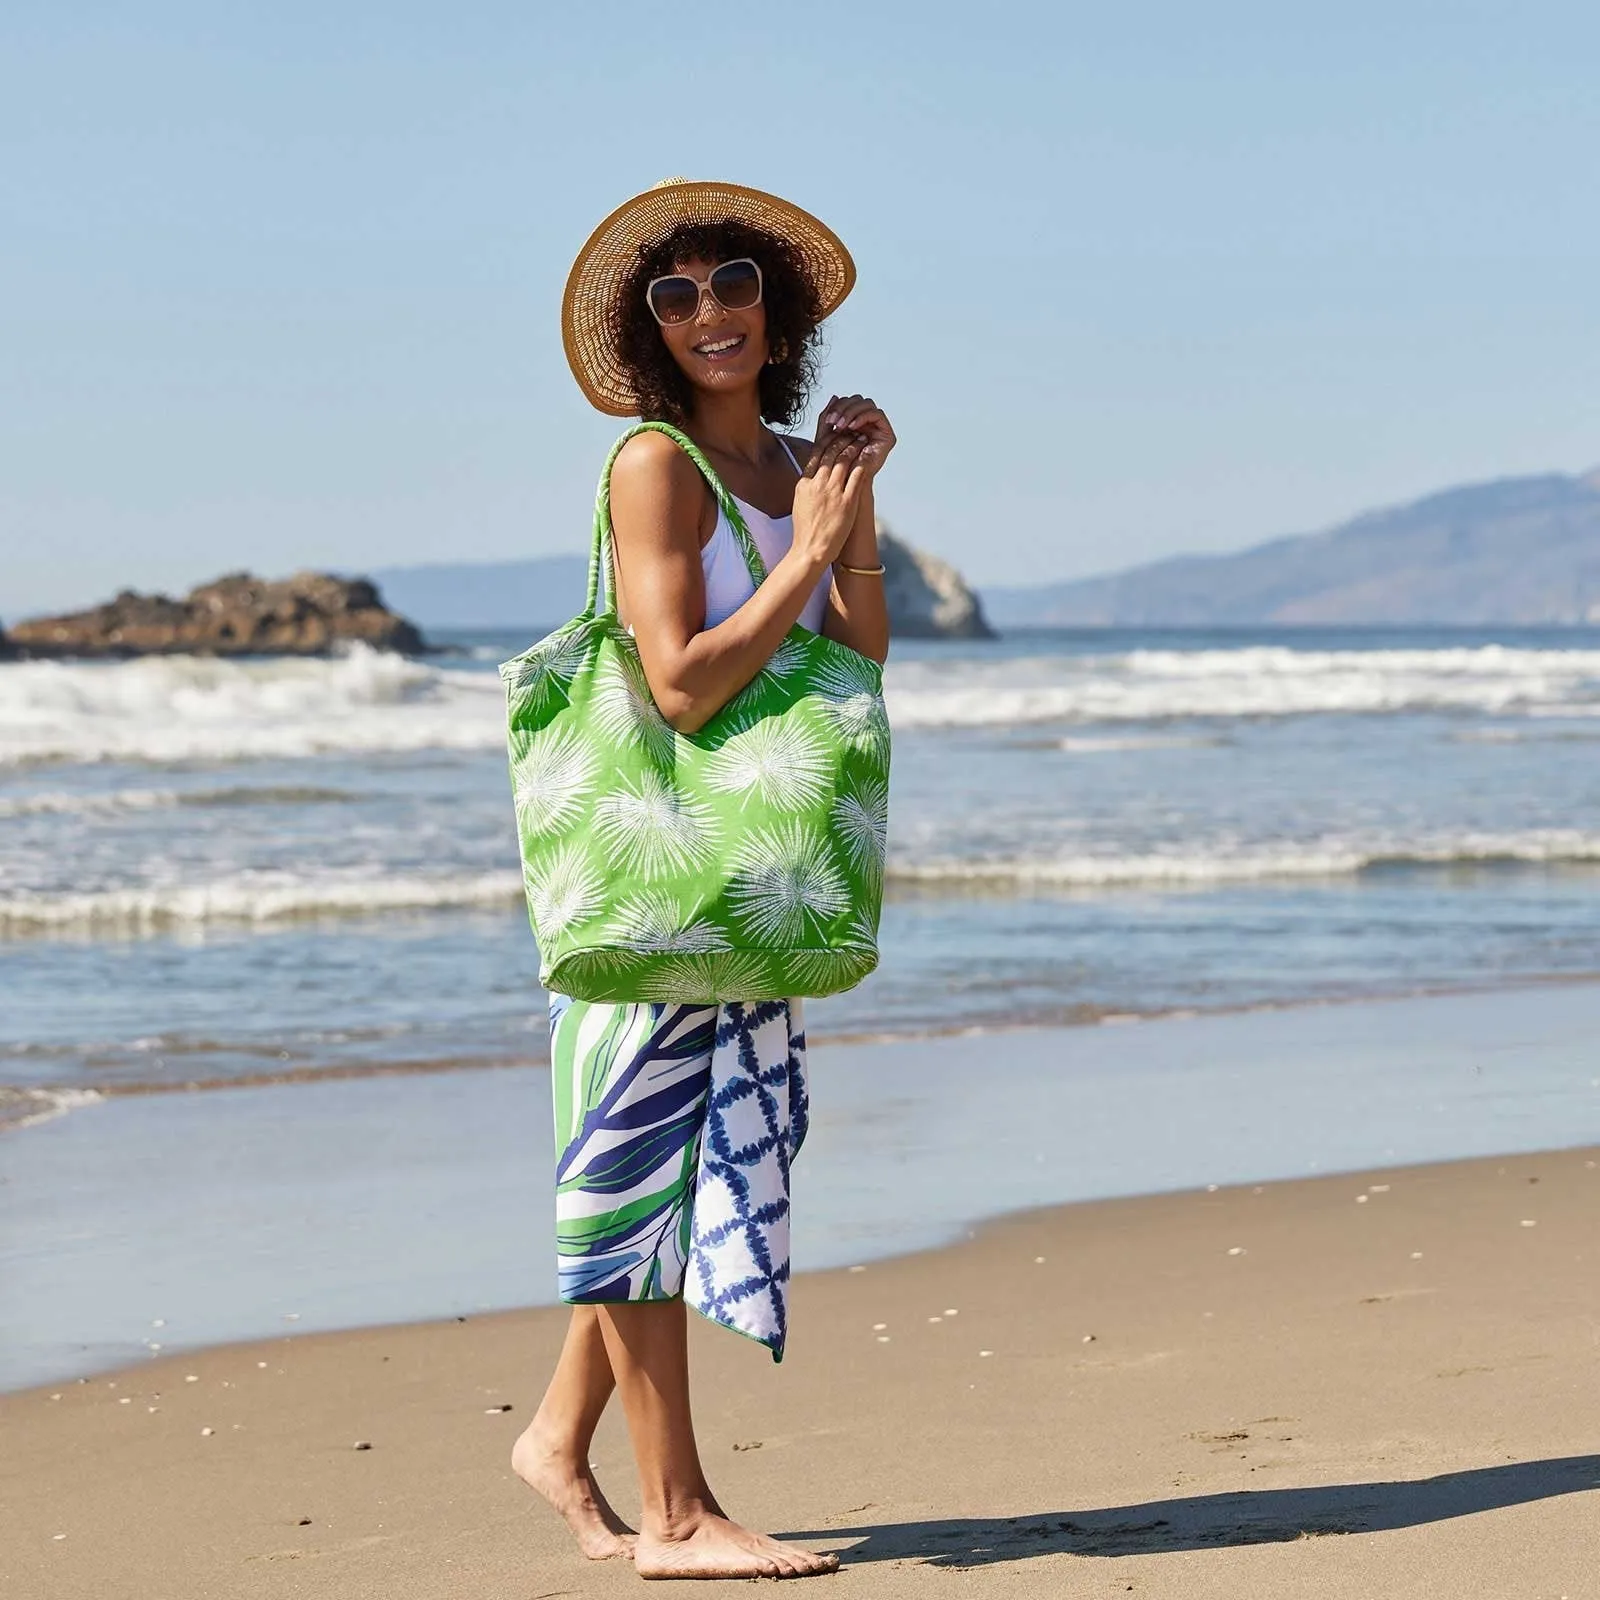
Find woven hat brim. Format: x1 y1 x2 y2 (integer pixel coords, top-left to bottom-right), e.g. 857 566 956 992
562 181 856 417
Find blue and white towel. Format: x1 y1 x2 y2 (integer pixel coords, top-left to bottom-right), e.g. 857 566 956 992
548 995 809 1360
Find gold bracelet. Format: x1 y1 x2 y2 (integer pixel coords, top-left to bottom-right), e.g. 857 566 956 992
834 561 886 576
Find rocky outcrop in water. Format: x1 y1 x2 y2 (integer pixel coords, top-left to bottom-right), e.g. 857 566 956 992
0 531 991 660
877 522 995 639
3 572 426 659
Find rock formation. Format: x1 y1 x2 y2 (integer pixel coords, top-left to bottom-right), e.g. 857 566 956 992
370 524 997 640
2 528 994 659
877 522 995 639
3 571 425 659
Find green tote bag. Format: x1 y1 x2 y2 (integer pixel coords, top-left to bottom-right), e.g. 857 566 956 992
499 422 890 1004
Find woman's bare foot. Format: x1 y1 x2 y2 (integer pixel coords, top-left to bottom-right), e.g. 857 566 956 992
511 1423 637 1561
635 1507 840 1580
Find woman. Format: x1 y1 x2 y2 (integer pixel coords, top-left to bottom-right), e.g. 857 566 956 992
511 178 894 1580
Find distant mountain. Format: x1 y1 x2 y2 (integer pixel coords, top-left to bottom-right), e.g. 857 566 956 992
983 469 1600 627
372 523 992 638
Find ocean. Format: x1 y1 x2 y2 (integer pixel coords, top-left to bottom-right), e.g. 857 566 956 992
4 624 1600 1130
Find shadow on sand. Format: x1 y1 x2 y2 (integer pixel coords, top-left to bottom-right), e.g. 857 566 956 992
795 1455 1600 1568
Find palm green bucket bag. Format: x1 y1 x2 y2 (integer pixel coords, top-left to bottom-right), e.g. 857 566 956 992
499 422 890 1003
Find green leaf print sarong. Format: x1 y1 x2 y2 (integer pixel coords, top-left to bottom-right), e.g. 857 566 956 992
550 992 808 1359
500 422 891 1004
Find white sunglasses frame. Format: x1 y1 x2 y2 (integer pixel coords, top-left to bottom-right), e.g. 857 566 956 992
644 257 765 326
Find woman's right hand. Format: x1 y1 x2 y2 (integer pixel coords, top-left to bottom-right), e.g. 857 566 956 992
791 431 869 569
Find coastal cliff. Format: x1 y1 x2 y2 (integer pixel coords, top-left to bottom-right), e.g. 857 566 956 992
2 572 424 659
876 522 994 639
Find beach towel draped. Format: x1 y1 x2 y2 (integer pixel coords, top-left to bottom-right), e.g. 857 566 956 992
549 993 809 1360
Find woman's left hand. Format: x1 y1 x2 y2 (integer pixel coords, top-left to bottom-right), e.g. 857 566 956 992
818 393 896 478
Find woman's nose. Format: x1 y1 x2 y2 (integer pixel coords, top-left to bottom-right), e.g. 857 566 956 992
693 290 726 326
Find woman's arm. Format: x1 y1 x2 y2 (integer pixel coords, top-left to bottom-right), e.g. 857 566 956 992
804 393 897 665
821 477 890 664
609 429 868 735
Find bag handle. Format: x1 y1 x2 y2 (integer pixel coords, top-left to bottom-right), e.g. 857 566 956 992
587 422 771 616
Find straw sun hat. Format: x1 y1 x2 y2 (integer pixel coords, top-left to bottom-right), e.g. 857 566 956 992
561 177 856 417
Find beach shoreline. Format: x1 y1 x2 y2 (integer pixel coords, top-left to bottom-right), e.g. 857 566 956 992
5 977 1599 1396
8 1142 1597 1598
9 962 1600 1109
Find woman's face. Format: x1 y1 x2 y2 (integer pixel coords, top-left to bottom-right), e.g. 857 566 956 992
655 255 770 401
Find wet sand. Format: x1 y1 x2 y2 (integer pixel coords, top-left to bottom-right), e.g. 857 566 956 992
6 1143 1597 1598
8 979 1600 1393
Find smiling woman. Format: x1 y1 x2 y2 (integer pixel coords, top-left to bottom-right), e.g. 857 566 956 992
615 228 822 429
497 177 895 1581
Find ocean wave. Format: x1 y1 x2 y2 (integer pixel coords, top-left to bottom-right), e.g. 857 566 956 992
885 645 1600 728
0 869 524 935
0 787 184 819
0 1086 104 1132
887 830 1600 889
1450 726 1600 744
1051 733 1224 753
0 645 504 768
4 642 1600 768
0 784 359 820
7 829 1599 937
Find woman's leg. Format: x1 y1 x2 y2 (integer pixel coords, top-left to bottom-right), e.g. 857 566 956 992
597 1300 839 1580
513 1305 635 1559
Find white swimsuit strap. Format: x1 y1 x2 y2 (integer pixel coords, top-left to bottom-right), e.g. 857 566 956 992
773 433 803 476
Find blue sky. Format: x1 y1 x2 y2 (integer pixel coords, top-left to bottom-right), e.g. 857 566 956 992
4 2 1598 615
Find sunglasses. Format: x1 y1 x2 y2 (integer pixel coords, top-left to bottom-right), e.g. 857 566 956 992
645 257 764 326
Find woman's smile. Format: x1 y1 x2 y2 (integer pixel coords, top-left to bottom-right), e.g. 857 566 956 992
691 331 747 361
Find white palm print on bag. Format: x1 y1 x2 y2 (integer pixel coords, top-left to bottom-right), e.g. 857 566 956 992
513 724 598 835
786 908 879 990
707 717 832 811
818 689 890 758
832 774 890 875
504 625 590 721
728 821 851 944
593 769 718 876
634 951 774 1003
523 842 604 939
811 648 882 701
593 647 677 766
725 635 814 721
811 651 890 756
608 890 732 955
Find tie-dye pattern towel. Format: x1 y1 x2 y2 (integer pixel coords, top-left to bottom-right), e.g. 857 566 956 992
548 993 809 1360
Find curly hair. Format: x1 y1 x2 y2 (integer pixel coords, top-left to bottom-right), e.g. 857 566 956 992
612 221 824 428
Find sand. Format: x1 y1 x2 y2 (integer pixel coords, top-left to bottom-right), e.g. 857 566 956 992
6 1144 1597 1599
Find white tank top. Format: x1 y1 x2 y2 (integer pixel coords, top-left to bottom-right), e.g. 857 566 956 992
701 435 831 633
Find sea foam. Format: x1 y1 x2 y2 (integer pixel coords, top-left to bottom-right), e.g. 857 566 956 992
887 829 1600 889
885 645 1600 728
4 642 1600 768
3 830 1598 935
0 869 524 935
0 1086 104 1132
0 646 503 768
